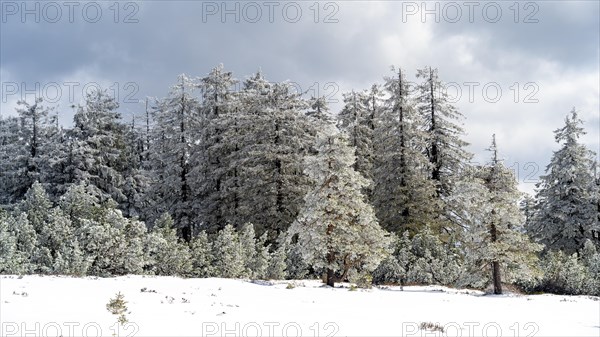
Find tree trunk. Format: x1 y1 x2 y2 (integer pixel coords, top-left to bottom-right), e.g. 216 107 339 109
492 261 502 294
326 268 335 287
490 220 502 294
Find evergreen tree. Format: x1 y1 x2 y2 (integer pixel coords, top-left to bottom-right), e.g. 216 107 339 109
0 99 55 203
531 109 599 253
36 207 88 275
0 116 23 204
0 213 23 273
214 72 313 244
373 67 442 235
70 89 128 205
8 212 39 273
337 90 374 184
147 75 200 241
189 231 213 277
190 64 239 233
146 213 192 276
239 223 259 278
416 67 471 198
458 136 542 294
267 240 288 280
212 224 244 278
288 127 392 287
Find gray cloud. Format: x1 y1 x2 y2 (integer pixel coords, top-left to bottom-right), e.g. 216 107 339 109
1 0 598 193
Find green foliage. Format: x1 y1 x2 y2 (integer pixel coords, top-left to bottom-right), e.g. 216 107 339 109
106 292 128 325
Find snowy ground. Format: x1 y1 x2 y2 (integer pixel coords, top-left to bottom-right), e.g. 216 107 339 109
0 275 598 337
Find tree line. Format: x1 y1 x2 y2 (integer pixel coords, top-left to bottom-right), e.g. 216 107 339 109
0 65 598 294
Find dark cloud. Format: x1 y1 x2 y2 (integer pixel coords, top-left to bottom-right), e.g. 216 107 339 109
1 0 598 192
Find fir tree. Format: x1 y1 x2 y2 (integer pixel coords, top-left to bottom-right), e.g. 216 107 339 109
190 64 239 233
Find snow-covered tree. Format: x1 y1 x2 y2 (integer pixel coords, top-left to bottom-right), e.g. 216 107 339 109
211 72 313 244
190 64 239 232
239 223 258 278
288 126 392 287
337 90 374 184
145 213 192 276
373 67 442 235
0 99 55 203
69 89 128 205
0 213 23 273
457 136 542 294
35 207 88 275
212 224 244 278
416 67 471 198
580 239 600 295
267 240 288 280
189 231 213 277
531 109 599 253
147 75 200 241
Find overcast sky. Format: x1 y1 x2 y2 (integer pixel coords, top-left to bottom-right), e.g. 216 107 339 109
1 0 598 194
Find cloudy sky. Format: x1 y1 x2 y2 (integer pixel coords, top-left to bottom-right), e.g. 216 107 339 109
1 0 598 194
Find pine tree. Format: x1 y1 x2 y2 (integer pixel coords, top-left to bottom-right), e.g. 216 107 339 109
36 207 88 275
373 67 442 235
531 109 599 253
239 223 259 278
415 67 471 208
0 116 23 204
267 240 288 280
69 89 128 205
146 213 192 276
147 75 200 241
0 99 55 203
288 126 392 287
190 64 239 233
189 231 213 277
211 72 313 244
0 213 23 273
458 136 542 294
8 212 38 273
212 224 244 278
337 89 374 184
